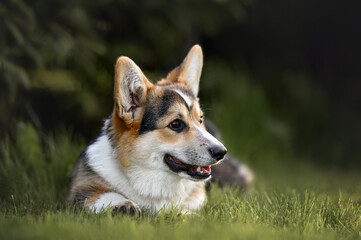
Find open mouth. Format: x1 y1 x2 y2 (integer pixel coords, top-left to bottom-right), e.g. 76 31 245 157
164 154 211 180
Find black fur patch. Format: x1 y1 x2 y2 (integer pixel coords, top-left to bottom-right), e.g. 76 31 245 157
139 103 158 134
158 90 179 118
72 190 91 208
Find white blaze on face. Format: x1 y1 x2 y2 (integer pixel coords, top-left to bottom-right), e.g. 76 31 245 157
173 89 193 109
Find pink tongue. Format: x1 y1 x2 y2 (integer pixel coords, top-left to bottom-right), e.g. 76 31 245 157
200 166 211 174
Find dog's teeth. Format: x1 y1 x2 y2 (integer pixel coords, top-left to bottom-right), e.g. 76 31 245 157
197 166 201 172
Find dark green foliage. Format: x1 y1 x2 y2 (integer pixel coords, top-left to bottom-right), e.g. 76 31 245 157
0 0 250 138
1 0 360 166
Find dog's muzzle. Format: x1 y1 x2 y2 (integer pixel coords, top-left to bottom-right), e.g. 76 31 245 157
164 154 213 180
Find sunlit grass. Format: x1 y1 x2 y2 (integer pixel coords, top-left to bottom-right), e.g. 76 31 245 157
1 189 361 240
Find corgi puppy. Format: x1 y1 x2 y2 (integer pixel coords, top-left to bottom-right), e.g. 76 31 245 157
67 45 248 215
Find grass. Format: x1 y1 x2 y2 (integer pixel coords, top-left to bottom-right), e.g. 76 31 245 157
1 123 361 240
1 189 361 240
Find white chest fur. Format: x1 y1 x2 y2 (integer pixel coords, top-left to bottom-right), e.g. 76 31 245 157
86 134 206 213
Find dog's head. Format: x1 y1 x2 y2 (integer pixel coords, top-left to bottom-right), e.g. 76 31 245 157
110 45 226 181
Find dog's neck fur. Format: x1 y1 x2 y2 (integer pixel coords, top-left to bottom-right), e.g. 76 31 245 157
86 118 206 213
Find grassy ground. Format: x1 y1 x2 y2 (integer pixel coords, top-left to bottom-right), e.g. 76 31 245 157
1 123 361 240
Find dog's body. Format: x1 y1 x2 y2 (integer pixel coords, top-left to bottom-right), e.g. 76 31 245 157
67 45 252 215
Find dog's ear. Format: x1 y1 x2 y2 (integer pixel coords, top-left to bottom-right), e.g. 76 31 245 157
166 45 203 96
114 56 153 126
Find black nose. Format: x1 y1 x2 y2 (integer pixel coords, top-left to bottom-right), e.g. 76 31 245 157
208 146 227 161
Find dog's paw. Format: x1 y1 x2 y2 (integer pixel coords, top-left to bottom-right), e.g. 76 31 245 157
112 201 141 217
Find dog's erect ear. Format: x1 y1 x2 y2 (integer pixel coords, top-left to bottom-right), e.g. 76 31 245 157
114 56 152 126
166 45 203 96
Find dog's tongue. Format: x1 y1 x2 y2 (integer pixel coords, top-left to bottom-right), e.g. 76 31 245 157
193 166 211 174
202 166 211 174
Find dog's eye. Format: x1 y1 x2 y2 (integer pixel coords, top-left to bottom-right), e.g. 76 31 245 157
168 119 185 132
200 115 204 124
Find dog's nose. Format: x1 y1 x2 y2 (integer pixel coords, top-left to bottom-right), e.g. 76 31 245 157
208 146 227 161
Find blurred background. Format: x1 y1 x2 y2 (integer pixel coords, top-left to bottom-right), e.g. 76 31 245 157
1 0 361 185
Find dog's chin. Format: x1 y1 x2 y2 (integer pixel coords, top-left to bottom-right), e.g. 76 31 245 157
164 154 212 181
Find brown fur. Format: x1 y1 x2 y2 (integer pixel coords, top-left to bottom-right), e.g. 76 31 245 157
67 157 111 207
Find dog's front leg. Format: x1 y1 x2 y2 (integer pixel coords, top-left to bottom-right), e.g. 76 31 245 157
88 192 141 216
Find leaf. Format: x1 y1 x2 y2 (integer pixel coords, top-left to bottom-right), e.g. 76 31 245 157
0 56 31 88
30 69 80 92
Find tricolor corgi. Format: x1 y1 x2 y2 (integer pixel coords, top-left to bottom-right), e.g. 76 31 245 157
67 45 252 215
